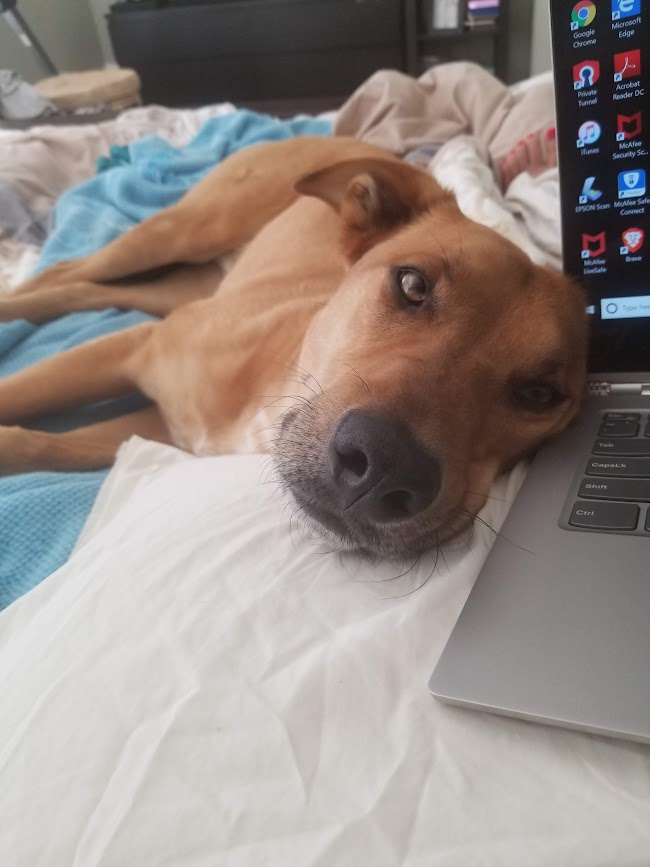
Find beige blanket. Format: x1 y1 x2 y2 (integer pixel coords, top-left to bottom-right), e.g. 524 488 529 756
335 63 561 270
335 62 556 178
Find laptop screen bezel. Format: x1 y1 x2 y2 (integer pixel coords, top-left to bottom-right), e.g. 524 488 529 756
550 0 650 374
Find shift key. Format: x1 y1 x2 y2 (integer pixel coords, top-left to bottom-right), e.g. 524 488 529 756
586 457 650 477
579 477 650 501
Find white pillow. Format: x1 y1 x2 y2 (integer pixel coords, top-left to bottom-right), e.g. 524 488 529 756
0 438 648 866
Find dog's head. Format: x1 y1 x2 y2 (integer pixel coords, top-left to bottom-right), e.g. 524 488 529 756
273 156 588 557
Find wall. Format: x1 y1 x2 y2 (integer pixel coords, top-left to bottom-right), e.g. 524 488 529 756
531 0 553 75
0 0 104 82
88 0 116 65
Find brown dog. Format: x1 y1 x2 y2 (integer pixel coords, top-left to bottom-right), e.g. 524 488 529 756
0 136 588 557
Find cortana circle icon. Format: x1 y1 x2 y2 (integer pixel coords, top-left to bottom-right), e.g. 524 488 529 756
606 303 618 315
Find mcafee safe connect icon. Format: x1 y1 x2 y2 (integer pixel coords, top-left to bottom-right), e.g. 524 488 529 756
618 170 646 198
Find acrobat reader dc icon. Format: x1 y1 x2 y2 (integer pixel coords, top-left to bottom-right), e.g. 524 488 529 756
612 0 641 20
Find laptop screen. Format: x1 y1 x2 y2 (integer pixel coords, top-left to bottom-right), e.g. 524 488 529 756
550 0 650 373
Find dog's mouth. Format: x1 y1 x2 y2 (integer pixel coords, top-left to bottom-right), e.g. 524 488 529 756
272 401 470 558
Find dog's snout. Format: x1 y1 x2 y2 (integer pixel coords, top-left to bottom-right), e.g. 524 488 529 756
327 410 441 522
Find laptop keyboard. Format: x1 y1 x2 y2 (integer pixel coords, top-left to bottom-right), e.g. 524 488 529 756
566 412 650 534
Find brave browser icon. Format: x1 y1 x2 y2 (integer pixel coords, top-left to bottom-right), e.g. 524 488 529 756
621 228 644 254
573 60 600 89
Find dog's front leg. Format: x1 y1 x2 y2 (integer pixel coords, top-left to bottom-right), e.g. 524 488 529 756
0 324 154 424
0 262 223 324
11 207 198 297
0 408 171 474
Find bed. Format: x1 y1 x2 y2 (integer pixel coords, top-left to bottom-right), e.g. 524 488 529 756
1 66 649 865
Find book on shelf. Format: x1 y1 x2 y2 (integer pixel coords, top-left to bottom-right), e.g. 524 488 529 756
466 1 499 26
466 0 500 23
467 0 500 9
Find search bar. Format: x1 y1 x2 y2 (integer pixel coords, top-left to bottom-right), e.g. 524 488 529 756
601 296 650 320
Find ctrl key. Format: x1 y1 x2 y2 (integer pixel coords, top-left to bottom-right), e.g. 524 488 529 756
569 501 639 531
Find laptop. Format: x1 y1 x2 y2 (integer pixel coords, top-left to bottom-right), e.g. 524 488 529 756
429 0 650 745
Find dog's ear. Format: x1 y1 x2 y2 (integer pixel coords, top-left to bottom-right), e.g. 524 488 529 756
294 157 456 262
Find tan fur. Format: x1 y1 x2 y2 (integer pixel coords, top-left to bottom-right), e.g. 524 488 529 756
0 136 587 555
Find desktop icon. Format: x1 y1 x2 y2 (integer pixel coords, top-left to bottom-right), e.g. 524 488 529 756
612 0 641 19
581 232 606 258
614 49 641 81
579 177 602 203
577 120 601 147
618 169 646 198
571 1 597 29
621 228 644 254
616 112 642 140
573 60 600 89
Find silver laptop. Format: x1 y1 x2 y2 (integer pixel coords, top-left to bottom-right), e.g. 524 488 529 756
430 0 650 745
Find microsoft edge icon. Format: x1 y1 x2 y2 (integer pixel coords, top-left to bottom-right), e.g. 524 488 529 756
612 0 641 21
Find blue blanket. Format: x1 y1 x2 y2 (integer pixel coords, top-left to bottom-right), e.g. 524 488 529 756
0 110 330 610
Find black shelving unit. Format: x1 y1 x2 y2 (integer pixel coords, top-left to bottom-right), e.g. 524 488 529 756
106 0 532 111
402 0 532 84
108 0 407 111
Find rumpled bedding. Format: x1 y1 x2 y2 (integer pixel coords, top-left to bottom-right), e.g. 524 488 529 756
36 110 331 273
0 66 559 606
0 109 330 609
1 438 648 866
1 67 649 865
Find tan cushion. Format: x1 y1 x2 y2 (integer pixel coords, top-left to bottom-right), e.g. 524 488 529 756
34 69 141 112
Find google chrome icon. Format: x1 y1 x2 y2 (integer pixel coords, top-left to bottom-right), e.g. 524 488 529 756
571 1 596 28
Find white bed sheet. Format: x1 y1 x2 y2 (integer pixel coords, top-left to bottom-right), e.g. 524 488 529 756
1 97 649 865
1 438 649 866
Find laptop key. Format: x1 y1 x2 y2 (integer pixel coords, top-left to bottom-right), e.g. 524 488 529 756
593 439 650 456
569 501 639 531
598 419 639 437
646 511 650 532
586 457 650 477
579 477 650 502
645 423 650 438
603 412 640 422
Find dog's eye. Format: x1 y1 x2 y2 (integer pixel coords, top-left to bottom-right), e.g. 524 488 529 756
513 382 564 412
395 268 429 305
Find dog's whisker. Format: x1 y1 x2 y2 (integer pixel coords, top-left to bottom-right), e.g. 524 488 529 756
285 360 325 395
353 553 420 583
382 541 439 598
268 357 324 396
459 508 534 555
463 489 514 504
245 392 317 426
337 359 372 397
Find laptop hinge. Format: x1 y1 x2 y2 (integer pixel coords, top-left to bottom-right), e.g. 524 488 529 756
587 382 650 397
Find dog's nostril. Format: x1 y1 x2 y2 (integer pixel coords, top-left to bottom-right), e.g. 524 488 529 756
336 446 368 478
328 410 442 523
380 489 413 518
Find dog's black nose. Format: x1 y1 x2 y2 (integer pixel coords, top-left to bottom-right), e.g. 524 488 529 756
327 410 441 522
